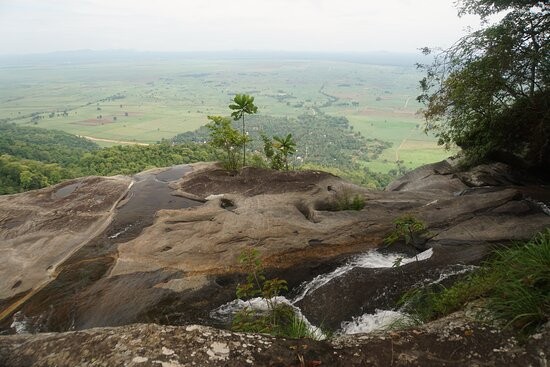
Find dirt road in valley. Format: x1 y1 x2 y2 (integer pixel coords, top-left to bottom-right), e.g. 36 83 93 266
79 135 150 146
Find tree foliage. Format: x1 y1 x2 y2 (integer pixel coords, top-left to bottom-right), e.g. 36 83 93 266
418 1 549 169
456 0 544 17
77 143 217 176
206 115 248 170
173 112 394 188
0 122 98 165
273 134 297 170
0 124 217 194
259 133 296 170
260 133 284 170
384 214 431 250
0 154 71 194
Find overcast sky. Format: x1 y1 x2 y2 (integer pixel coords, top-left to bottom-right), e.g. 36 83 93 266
0 0 484 55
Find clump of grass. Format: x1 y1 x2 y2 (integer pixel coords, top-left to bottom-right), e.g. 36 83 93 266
233 303 319 339
326 186 366 211
232 248 323 340
488 230 550 331
399 229 550 334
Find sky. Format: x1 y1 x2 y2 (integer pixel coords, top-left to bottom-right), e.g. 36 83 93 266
0 0 484 55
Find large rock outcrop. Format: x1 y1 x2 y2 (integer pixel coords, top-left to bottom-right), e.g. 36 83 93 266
0 159 548 366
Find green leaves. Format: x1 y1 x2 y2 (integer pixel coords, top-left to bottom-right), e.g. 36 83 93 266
233 247 302 338
399 229 550 335
384 214 429 246
0 154 69 194
457 0 544 18
272 133 296 170
228 94 259 166
262 278 288 300
205 115 248 170
419 1 549 169
229 94 258 121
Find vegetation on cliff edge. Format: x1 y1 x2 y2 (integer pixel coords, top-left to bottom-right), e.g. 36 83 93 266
400 229 550 335
419 0 549 169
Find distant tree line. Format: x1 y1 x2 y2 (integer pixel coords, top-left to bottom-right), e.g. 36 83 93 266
0 123 217 194
0 123 98 165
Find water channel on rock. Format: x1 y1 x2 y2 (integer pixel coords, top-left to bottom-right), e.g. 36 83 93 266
3 165 202 334
209 248 465 337
210 246 481 337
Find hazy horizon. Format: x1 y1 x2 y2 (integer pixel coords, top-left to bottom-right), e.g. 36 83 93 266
0 0 484 56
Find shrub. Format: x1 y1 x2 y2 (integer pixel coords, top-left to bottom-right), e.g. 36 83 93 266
232 248 319 339
206 115 248 170
384 214 431 250
326 186 366 211
399 229 550 334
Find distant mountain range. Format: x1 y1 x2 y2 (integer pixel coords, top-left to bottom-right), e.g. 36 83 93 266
0 49 430 67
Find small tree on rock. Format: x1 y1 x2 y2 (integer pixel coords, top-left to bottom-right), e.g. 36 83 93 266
206 115 248 170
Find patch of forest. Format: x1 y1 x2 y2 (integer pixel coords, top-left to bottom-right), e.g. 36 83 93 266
0 123 217 194
0 123 99 165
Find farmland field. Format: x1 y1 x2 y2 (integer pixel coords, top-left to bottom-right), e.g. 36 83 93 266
0 53 453 174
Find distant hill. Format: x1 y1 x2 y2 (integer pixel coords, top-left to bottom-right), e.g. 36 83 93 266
0 123 99 165
0 122 217 194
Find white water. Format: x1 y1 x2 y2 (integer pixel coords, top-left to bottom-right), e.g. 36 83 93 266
211 296 326 340
339 310 410 335
337 263 478 335
429 264 478 285
108 224 132 239
211 248 435 337
292 248 433 303
527 198 550 216
10 312 30 334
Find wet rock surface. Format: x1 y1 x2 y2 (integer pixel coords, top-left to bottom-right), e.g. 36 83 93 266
0 175 132 326
0 165 201 332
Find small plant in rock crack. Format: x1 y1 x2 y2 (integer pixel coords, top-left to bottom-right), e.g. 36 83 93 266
232 248 319 339
392 256 404 268
384 214 434 251
325 186 366 211
233 248 288 334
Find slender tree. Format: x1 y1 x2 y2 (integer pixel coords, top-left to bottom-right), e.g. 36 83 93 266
273 133 297 170
229 94 258 167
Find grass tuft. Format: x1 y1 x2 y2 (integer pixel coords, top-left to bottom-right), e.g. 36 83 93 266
326 186 366 211
399 229 550 334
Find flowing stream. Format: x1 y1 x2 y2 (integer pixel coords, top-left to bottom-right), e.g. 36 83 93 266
211 248 447 338
292 249 433 303
337 263 478 335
